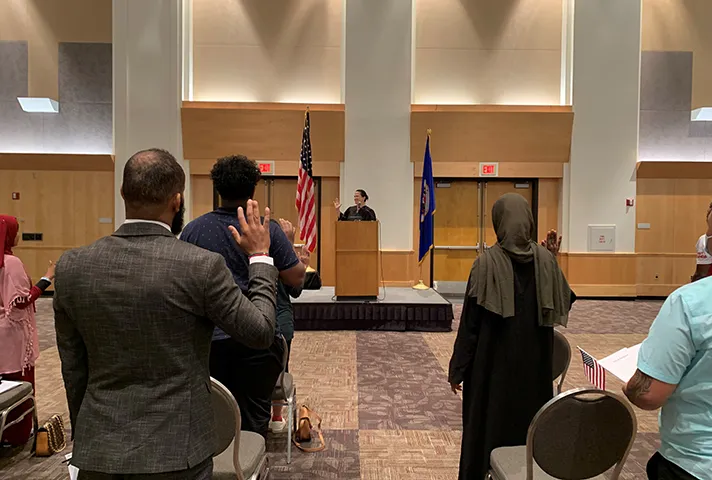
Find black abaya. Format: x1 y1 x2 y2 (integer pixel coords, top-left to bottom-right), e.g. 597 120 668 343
449 260 575 480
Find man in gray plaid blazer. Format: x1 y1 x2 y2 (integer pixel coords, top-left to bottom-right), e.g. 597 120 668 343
54 149 278 479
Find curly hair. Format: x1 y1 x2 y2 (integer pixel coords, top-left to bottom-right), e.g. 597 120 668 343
210 155 261 202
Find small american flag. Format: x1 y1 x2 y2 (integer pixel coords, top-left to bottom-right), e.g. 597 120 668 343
296 110 317 253
579 347 606 390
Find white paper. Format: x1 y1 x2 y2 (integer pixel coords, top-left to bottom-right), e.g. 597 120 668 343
598 344 641 383
0 380 23 395
68 465 79 480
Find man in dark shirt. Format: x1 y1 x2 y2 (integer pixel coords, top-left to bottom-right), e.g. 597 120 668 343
181 155 306 437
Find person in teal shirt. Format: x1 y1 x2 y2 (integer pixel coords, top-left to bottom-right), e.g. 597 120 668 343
624 276 712 480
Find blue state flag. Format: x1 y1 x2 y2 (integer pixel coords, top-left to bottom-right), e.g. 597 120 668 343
418 134 436 264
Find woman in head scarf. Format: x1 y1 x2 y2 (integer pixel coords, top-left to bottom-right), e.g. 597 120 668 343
0 215 55 446
448 194 575 480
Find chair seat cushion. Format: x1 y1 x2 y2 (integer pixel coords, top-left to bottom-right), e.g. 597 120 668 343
272 373 294 401
213 431 266 479
0 381 32 409
490 446 607 480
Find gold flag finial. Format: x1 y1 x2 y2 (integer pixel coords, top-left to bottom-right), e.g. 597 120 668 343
426 128 432 135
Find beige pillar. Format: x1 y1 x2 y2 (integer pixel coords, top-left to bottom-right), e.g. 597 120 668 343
342 0 414 250
567 0 641 252
113 0 189 227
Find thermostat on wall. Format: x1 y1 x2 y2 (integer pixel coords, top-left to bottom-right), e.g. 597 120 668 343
588 225 616 252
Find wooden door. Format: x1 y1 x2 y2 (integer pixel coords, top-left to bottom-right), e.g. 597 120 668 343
433 181 480 282
270 177 320 271
253 179 269 209
191 175 214 218
482 181 534 249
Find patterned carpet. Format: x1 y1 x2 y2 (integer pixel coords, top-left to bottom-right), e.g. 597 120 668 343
0 296 664 479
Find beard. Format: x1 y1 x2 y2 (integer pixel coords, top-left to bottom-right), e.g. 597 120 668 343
171 197 185 235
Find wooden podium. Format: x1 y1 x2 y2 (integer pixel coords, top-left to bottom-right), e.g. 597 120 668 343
335 221 379 299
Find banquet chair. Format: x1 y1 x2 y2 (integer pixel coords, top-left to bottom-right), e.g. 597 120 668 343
552 330 572 395
211 378 269 480
271 335 297 464
488 388 636 480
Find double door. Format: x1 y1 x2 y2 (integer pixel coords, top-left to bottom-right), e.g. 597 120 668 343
433 180 535 291
215 177 321 271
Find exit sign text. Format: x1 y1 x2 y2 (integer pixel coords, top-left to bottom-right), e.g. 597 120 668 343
258 162 275 175
479 162 499 177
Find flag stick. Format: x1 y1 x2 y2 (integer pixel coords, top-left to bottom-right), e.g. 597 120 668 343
412 251 430 290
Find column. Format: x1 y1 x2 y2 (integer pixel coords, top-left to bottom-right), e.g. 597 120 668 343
342 0 414 250
567 0 641 252
113 0 187 227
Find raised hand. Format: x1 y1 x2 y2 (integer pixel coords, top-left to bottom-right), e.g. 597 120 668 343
45 260 56 280
541 229 562 256
298 247 311 267
228 200 271 256
278 218 296 244
333 198 341 211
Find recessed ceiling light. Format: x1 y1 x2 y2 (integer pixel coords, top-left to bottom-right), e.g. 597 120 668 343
691 107 712 122
17 97 59 113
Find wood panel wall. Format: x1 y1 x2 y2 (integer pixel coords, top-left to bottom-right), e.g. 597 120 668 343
559 163 712 298
561 253 638 297
0 154 115 286
181 102 345 164
411 105 573 164
635 163 712 296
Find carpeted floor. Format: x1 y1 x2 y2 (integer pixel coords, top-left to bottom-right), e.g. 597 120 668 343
0 296 664 479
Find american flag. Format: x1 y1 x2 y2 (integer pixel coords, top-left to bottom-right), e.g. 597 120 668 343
579 347 606 390
296 110 317 253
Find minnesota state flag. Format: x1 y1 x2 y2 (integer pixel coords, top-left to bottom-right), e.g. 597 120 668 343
418 133 436 264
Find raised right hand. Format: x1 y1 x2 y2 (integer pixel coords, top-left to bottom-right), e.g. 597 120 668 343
45 260 56 281
541 230 562 256
229 200 271 256
333 198 341 210
278 218 296 244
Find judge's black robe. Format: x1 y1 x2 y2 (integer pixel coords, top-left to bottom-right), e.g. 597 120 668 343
448 260 576 480
338 205 377 221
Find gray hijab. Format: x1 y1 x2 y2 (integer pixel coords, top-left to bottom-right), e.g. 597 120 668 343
467 193 571 327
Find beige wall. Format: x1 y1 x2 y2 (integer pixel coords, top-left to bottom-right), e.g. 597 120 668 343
0 0 112 99
642 0 712 109
414 0 563 105
192 0 342 103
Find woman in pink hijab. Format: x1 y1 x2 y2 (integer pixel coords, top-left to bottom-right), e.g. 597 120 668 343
0 215 55 446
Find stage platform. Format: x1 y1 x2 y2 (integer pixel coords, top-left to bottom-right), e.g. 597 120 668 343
292 287 454 332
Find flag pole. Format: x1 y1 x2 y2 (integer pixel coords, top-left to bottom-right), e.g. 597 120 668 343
412 255 429 290
413 128 433 291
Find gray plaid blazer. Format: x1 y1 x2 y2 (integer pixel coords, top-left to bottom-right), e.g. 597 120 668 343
53 222 277 474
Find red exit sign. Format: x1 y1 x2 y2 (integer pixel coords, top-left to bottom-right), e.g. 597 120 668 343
258 161 275 175
479 162 499 177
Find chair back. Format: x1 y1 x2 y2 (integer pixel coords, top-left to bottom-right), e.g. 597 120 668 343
552 330 571 393
526 388 636 480
210 377 245 480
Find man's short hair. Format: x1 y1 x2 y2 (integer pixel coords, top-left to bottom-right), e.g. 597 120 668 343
122 149 185 209
210 155 261 202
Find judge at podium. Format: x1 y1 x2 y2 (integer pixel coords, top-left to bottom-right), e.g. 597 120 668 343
334 189 377 221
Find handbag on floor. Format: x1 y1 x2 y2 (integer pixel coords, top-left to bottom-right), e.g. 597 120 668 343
293 405 326 453
35 414 66 457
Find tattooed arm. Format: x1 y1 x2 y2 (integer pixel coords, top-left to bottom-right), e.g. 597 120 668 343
624 369 677 411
